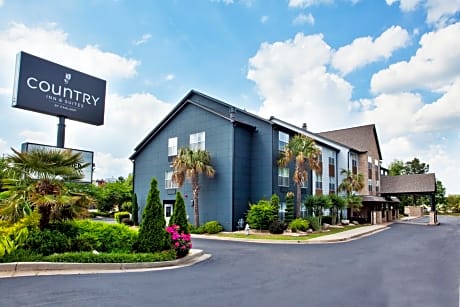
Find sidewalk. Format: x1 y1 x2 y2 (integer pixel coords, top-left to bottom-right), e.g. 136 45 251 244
192 223 390 244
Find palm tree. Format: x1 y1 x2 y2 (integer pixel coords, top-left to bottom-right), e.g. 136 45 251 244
338 168 364 218
0 148 89 229
172 148 215 227
278 134 321 218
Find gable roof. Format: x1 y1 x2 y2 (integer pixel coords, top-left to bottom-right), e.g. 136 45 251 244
380 173 436 195
130 90 260 160
317 124 382 160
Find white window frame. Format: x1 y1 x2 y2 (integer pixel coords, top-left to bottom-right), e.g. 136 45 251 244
278 167 289 187
190 131 205 151
279 131 289 151
168 137 178 156
165 171 179 189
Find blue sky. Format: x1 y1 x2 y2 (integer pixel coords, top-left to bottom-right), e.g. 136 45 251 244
0 0 459 194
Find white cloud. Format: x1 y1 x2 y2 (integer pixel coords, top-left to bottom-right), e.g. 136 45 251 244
293 13 315 25
260 15 269 24
332 26 410 76
134 33 152 46
386 0 460 26
371 22 460 94
413 79 460 132
92 152 133 180
0 23 139 90
288 0 333 8
385 0 422 11
247 32 354 132
0 0 4 8
165 73 175 81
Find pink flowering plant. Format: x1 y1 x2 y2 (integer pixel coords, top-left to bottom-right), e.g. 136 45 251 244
166 225 192 258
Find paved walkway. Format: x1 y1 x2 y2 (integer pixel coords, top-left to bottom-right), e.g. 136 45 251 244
0 223 391 278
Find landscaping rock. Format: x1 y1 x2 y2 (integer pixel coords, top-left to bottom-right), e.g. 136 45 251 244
341 219 350 225
323 223 330 230
307 229 313 233
352 221 359 225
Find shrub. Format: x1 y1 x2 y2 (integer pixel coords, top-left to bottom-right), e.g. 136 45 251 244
189 224 206 234
121 201 133 213
203 221 223 234
246 200 278 230
284 192 295 224
137 178 170 253
289 218 309 232
166 225 192 258
71 232 101 252
169 192 189 234
26 229 71 256
72 220 137 253
43 250 176 263
268 220 285 234
306 216 321 231
115 211 131 224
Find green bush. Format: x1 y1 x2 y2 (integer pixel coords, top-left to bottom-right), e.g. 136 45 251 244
289 218 309 232
115 211 131 224
132 193 139 226
26 229 71 256
71 232 101 252
44 250 176 263
189 224 206 234
246 200 278 230
268 220 285 234
203 221 223 234
0 249 42 263
72 220 137 253
306 216 321 231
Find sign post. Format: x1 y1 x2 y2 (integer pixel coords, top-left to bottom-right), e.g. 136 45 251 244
57 116 66 148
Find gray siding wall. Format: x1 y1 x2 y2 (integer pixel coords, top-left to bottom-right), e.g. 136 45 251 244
133 103 234 230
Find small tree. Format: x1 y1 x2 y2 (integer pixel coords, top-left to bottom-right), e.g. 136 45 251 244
169 192 189 234
246 200 278 230
329 194 346 225
137 178 169 253
284 192 295 223
132 193 139 226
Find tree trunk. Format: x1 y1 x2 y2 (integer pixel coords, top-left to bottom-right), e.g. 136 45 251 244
38 204 51 230
296 184 302 218
192 178 200 227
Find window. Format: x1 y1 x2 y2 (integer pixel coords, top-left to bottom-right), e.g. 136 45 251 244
165 171 178 189
329 177 336 194
376 180 380 193
368 179 373 192
368 156 373 179
279 131 289 151
168 137 177 156
278 167 289 187
351 153 358 174
301 203 307 218
278 202 286 220
328 156 335 177
190 132 205 151
374 159 380 181
315 173 322 190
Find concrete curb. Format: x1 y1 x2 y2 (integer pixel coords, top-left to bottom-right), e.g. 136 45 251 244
0 249 209 277
192 224 391 245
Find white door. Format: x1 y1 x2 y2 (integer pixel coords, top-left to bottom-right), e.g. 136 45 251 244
164 204 173 225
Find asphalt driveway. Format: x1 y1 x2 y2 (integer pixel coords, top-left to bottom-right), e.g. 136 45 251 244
1 216 458 307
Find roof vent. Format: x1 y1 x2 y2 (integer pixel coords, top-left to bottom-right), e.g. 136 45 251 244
229 107 235 120
302 123 307 130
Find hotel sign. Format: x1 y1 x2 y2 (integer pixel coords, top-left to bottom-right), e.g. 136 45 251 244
12 51 106 126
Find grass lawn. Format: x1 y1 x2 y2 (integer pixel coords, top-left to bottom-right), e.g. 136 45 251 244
211 224 366 241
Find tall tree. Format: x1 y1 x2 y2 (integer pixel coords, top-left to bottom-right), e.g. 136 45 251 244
137 177 169 252
284 192 295 223
1 148 89 229
338 169 364 218
172 148 215 227
278 134 321 218
435 180 446 207
132 193 139 226
404 157 429 174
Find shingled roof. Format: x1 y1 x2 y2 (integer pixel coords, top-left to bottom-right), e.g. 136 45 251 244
380 173 436 195
318 124 382 160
